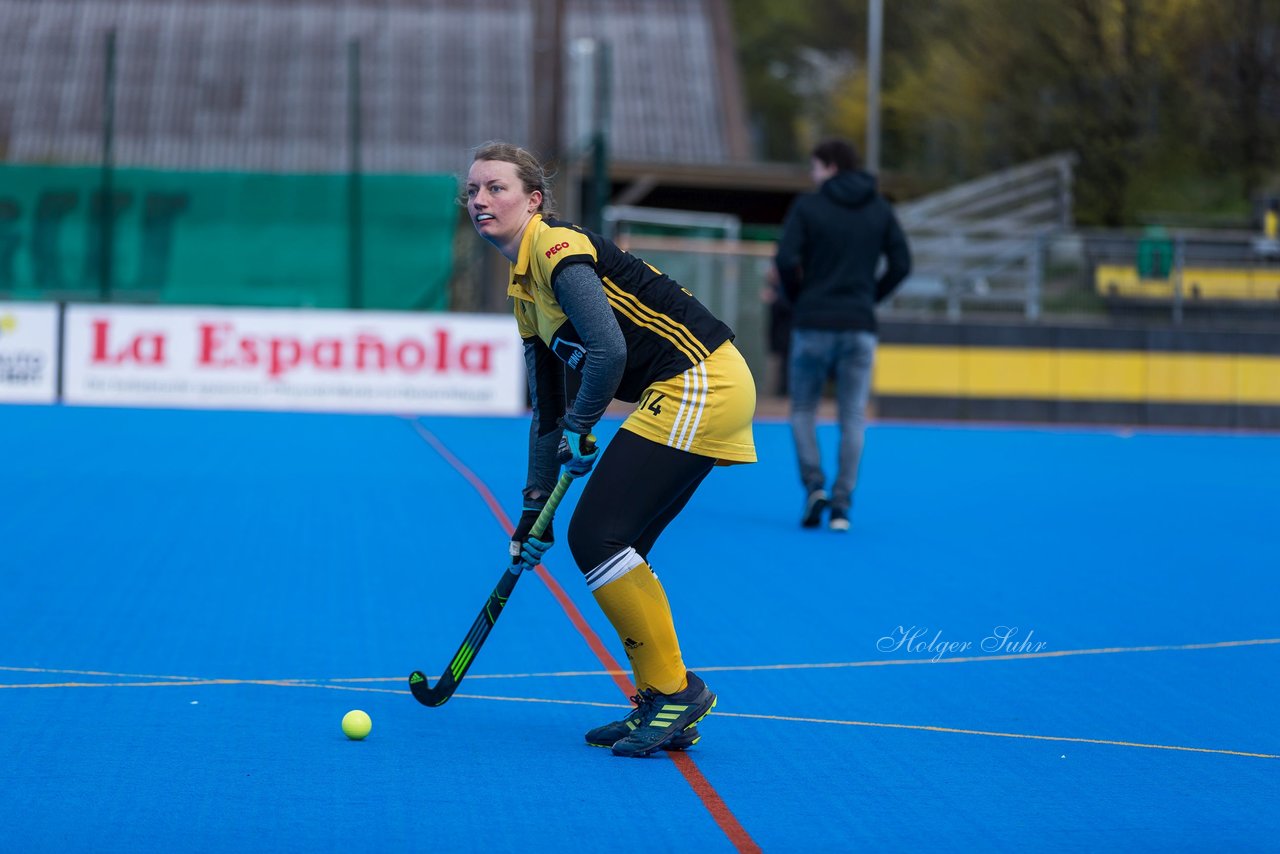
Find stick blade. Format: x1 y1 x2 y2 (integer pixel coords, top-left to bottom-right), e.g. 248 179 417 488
408 670 453 707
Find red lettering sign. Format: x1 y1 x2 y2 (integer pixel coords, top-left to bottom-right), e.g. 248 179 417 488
192 321 499 379
544 241 571 259
91 319 166 365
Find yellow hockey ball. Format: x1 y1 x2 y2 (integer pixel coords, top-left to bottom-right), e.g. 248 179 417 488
342 709 372 740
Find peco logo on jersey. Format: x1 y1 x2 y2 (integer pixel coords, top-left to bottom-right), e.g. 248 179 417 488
544 242 571 259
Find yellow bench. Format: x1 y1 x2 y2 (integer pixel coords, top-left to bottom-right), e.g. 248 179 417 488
1095 264 1280 301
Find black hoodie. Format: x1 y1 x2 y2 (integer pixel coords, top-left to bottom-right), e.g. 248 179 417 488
775 170 911 333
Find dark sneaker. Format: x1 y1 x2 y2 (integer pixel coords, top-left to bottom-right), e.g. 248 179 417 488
801 489 828 528
829 507 850 532
585 692 700 750
610 671 716 758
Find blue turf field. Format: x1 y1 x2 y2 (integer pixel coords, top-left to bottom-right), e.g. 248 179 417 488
2 404 1278 852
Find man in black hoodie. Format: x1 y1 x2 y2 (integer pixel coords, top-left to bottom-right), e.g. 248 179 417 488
774 138 911 531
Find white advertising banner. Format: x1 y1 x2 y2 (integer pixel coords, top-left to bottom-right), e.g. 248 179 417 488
0 302 59 404
63 305 525 415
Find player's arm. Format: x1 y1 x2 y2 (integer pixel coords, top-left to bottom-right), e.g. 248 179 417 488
875 207 912 302
774 198 809 302
522 335 566 507
551 262 626 435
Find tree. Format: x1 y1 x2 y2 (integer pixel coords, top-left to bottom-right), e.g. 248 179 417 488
729 0 1280 225
1169 0 1280 207
728 0 865 161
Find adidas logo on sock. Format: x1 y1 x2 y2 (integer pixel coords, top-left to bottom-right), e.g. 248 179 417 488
623 637 645 650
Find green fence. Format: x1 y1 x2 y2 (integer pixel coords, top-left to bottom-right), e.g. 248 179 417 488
0 165 457 310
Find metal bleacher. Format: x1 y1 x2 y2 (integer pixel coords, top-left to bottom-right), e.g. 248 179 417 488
888 152 1078 320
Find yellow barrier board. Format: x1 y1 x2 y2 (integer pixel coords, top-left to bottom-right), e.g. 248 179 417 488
875 345 1280 406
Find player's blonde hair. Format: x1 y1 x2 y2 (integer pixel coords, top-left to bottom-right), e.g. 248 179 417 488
465 141 557 217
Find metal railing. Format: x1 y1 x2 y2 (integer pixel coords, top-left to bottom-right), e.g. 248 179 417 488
887 152 1078 320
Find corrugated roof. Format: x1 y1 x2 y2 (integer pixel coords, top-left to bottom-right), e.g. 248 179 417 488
0 0 748 172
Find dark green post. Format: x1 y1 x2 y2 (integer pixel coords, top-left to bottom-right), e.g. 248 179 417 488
346 38 364 309
588 42 612 234
99 28 117 302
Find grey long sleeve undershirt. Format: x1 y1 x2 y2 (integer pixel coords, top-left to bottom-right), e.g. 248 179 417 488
551 262 626 433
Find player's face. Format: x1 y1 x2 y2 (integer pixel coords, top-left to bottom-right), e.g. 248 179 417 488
466 159 542 250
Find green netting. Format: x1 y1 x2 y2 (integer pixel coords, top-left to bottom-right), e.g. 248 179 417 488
0 165 457 310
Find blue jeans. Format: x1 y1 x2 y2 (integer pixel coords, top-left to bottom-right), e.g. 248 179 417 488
788 329 877 513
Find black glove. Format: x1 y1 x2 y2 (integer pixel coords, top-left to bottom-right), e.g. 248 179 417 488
510 506 553 570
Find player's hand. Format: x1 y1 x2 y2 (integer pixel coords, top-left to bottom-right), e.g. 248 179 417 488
557 427 599 477
510 507 553 570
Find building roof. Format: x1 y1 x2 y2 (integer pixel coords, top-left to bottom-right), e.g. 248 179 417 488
0 0 751 173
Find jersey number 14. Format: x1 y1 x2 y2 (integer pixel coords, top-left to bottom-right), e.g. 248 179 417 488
639 391 666 416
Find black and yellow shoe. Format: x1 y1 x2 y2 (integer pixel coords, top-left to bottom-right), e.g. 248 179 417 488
585 692 700 750
609 671 716 758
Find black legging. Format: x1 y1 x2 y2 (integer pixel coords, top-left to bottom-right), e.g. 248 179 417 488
567 428 715 574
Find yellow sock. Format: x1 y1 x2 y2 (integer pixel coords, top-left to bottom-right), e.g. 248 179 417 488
589 555 687 696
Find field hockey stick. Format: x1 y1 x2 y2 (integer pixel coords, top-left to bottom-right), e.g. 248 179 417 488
408 437 595 708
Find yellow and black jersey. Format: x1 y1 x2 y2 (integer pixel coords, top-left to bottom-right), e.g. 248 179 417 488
508 215 734 403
